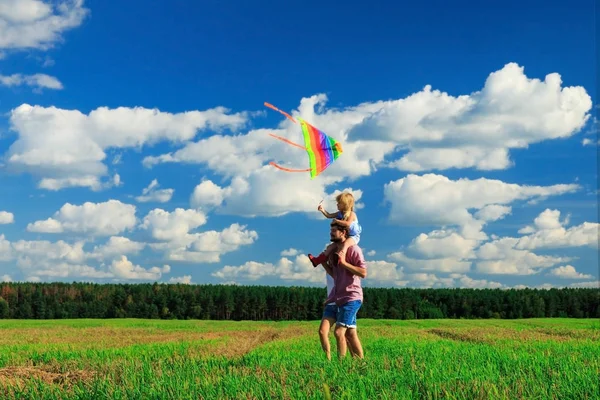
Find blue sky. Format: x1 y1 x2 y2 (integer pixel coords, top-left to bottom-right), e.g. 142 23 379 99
0 0 597 289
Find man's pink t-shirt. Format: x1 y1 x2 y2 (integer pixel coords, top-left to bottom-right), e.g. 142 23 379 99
325 245 367 306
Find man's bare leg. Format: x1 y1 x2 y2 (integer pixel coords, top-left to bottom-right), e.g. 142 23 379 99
319 317 335 360
334 325 348 358
344 328 364 359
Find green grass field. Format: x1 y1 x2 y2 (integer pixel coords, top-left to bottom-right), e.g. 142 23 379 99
0 318 598 399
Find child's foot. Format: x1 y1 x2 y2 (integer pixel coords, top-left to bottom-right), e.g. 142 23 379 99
308 253 326 267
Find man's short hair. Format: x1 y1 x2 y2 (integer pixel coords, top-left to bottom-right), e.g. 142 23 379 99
331 220 350 236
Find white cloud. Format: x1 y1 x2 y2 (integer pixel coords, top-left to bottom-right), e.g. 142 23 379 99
0 0 89 51
474 237 571 275
404 229 479 260
388 250 473 274
547 265 594 280
5 239 92 280
135 179 174 203
363 260 407 287
1 275 12 282
162 223 258 263
474 205 512 222
109 256 170 280
448 274 504 289
37 174 122 192
89 236 146 260
0 73 62 90
0 235 12 261
0 232 185 282
582 138 599 146
27 200 137 236
6 103 250 190
349 63 592 171
26 262 114 279
138 207 257 263
280 248 300 257
383 173 579 238
0 211 14 224
515 209 599 250
168 275 192 284
140 208 207 242
212 254 324 284
567 281 599 288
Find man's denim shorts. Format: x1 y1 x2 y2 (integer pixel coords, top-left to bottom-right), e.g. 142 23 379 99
322 303 337 319
336 300 362 328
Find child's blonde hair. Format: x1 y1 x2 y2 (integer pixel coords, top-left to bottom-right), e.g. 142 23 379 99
336 192 355 219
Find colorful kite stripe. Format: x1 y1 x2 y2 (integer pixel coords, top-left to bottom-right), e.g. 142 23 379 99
299 118 343 178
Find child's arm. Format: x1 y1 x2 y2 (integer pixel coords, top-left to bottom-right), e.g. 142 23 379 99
318 204 338 219
333 212 356 226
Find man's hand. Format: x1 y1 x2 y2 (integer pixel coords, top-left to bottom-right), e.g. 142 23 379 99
337 250 367 278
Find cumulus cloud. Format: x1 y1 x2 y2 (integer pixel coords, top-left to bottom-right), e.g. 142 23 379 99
474 237 571 275
5 104 250 190
109 256 170 280
404 229 479 260
138 207 257 263
515 209 599 250
0 211 14 224
389 250 473 274
89 236 146 260
135 179 174 203
349 63 592 171
212 254 325 284
383 203 598 281
0 235 12 261
3 238 95 280
161 223 258 263
547 265 594 280
140 208 207 242
27 200 137 236
383 173 579 239
0 234 154 282
168 275 192 284
280 248 300 257
0 0 89 51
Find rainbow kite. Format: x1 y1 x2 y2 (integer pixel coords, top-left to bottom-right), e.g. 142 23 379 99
264 102 343 179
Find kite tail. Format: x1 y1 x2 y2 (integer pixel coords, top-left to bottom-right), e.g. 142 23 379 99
268 133 306 150
264 102 297 124
269 162 311 173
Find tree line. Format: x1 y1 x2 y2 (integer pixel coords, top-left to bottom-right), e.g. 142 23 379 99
0 282 597 320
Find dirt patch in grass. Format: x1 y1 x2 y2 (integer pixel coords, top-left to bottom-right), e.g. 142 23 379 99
427 329 488 344
0 327 252 349
425 327 595 344
0 365 96 388
193 326 313 358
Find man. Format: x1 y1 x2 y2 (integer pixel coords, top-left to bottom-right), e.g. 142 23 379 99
322 220 367 359
318 269 358 360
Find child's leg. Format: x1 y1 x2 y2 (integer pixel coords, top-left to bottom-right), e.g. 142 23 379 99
309 243 336 267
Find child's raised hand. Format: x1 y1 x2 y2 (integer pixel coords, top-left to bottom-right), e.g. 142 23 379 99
317 204 324 211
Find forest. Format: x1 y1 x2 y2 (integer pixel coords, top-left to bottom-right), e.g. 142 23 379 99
0 282 597 320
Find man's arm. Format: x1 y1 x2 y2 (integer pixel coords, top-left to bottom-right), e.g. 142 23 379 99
337 248 367 278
